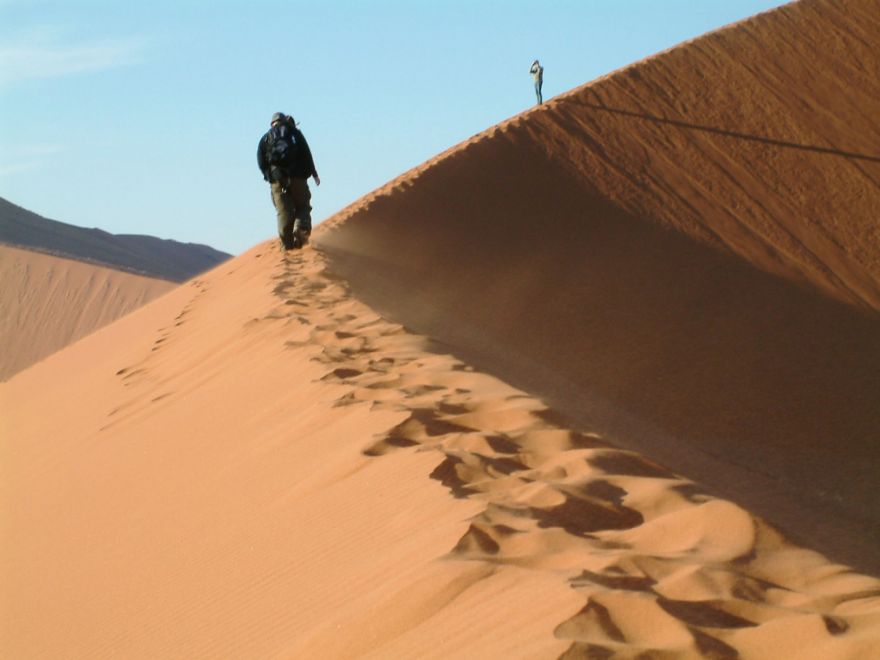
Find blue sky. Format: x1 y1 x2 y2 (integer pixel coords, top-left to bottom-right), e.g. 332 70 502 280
1 0 787 255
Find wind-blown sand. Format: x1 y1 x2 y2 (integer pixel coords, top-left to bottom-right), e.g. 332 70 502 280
3 0 880 658
0 244 174 380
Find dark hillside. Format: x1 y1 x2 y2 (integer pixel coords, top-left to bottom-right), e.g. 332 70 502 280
0 197 229 282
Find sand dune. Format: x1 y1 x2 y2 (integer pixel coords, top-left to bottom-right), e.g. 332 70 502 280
0 244 174 380
3 244 878 658
317 0 880 574
3 0 880 658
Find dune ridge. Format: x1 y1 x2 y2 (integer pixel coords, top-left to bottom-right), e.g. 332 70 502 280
4 245 879 658
4 0 880 657
316 0 880 574
323 0 880 311
0 244 175 380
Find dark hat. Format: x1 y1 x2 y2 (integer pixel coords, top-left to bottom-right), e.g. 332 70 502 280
271 112 286 124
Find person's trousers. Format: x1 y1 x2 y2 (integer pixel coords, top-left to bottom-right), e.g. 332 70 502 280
535 80 543 104
271 178 312 246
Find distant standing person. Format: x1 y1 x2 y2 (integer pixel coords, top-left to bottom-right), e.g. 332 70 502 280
257 112 321 250
530 59 544 105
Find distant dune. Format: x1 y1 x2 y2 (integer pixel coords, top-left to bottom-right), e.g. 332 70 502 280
0 198 229 379
3 1 880 659
0 245 175 380
0 196 230 282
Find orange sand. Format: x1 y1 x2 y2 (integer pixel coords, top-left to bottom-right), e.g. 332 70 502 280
3 0 880 658
0 244 174 380
319 0 880 575
4 245 879 658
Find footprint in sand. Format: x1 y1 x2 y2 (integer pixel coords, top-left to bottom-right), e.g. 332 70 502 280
267 249 880 659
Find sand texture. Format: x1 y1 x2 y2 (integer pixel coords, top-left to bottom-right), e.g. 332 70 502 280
3 0 880 658
318 0 880 575
3 245 880 659
0 244 175 380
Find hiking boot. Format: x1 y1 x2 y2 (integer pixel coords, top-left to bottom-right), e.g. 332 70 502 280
292 228 309 249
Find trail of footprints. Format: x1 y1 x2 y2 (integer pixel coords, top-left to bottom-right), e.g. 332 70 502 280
270 248 880 658
104 279 211 428
115 278 210 380
268 249 880 657
113 246 879 657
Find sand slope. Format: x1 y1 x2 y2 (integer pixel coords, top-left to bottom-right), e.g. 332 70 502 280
3 245 879 659
0 248 578 658
3 0 880 658
317 0 880 574
0 244 175 380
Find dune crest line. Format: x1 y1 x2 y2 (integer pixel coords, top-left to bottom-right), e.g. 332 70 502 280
5 1 880 657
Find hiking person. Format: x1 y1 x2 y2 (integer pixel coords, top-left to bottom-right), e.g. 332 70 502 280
257 112 321 250
530 59 544 105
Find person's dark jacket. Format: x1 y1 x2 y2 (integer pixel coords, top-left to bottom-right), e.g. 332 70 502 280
257 123 318 182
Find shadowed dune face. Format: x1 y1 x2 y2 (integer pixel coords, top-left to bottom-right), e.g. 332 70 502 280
6 1 880 657
317 0 880 574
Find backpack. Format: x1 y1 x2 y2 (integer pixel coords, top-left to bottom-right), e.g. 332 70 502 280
266 122 298 179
